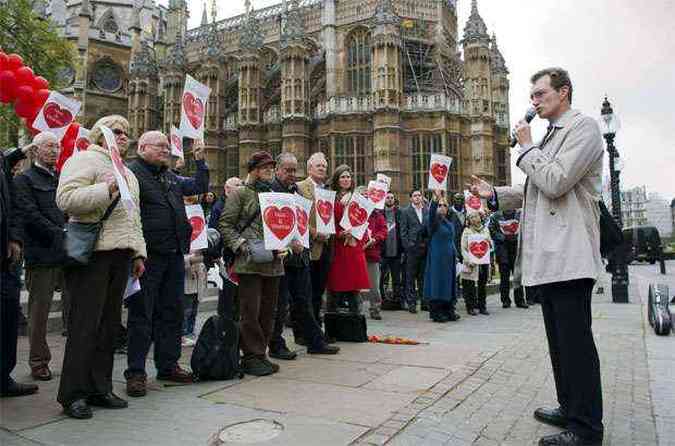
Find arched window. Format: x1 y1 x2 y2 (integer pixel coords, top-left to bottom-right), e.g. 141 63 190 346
346 29 371 96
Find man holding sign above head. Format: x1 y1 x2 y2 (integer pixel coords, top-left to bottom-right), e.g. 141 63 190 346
219 151 285 377
124 131 209 397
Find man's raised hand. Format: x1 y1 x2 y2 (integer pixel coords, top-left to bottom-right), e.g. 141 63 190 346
466 175 494 200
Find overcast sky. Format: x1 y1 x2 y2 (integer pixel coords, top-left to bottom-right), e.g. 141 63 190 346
166 0 675 200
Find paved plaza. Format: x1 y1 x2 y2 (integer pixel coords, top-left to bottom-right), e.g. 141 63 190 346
1 264 673 446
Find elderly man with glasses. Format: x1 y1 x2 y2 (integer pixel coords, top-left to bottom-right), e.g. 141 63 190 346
124 131 209 397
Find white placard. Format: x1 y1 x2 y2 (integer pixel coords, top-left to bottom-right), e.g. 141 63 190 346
294 193 313 248
464 190 484 213
376 173 392 188
314 187 336 235
186 204 208 251
367 180 388 210
428 153 453 190
259 192 297 250
339 192 375 241
179 74 211 140
74 127 90 153
466 233 491 265
499 219 520 236
33 91 81 141
170 125 184 159
100 126 135 214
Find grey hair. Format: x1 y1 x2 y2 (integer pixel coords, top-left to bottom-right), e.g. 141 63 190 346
276 152 297 165
306 152 326 170
225 177 242 188
32 132 58 147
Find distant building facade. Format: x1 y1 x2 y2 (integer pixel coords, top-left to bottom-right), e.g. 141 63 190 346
621 185 648 228
645 192 673 238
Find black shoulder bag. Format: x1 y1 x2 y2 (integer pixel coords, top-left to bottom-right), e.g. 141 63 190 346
222 208 260 266
599 200 623 258
64 196 121 266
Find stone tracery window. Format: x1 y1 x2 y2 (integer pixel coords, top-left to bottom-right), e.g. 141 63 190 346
411 133 444 193
346 28 371 96
334 135 370 186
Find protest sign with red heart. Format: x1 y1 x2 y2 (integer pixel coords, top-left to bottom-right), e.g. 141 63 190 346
33 91 81 141
430 163 448 184
500 220 520 236
427 153 453 190
182 92 204 129
75 136 89 152
179 74 210 140
189 216 205 242
43 102 73 128
466 194 482 211
296 207 308 236
263 206 296 240
469 240 489 259
317 200 333 225
185 204 208 250
348 201 368 227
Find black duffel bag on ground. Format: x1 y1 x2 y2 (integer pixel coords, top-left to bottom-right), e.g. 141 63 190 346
191 315 244 381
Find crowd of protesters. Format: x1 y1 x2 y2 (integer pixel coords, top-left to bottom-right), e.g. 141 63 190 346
0 66 606 446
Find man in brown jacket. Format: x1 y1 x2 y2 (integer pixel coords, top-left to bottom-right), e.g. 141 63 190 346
471 68 604 446
296 152 332 328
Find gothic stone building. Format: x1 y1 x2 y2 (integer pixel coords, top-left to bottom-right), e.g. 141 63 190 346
50 0 511 200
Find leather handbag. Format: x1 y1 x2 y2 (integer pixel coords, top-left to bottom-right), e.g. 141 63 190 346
247 239 274 264
64 196 120 266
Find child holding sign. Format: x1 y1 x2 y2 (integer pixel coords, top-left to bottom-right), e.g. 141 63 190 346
460 212 492 316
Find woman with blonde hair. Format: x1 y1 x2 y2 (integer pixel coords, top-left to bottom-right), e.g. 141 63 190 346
325 165 370 314
56 115 146 419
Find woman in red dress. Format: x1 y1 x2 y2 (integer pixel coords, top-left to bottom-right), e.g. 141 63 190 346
325 165 370 314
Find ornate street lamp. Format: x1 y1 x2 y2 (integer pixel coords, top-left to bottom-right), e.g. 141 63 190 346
600 97 629 303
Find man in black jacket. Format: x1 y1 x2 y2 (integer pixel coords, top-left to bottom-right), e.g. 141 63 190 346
379 192 403 310
13 132 68 382
489 209 527 309
268 153 339 359
0 145 36 398
399 190 428 313
124 131 209 397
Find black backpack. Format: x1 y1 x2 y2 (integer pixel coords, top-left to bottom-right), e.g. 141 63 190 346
191 315 243 381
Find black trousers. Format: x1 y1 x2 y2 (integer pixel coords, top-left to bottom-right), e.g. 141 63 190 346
310 247 331 325
404 250 425 307
270 265 325 351
0 267 21 391
498 262 524 305
462 265 489 311
217 279 239 321
126 252 185 377
379 256 402 304
57 250 130 406
535 278 603 441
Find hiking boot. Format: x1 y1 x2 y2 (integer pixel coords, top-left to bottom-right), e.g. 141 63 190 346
31 366 52 381
241 357 275 376
157 365 193 383
126 374 147 398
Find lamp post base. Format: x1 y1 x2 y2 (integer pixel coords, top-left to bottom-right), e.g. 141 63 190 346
611 273 630 303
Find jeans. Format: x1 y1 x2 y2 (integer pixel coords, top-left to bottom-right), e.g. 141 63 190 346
182 293 199 336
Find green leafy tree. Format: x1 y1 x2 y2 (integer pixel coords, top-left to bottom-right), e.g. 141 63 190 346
0 0 76 147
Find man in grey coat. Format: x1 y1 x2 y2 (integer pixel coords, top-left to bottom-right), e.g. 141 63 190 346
471 68 604 446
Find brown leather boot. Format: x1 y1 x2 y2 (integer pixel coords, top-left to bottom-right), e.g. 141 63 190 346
126 374 147 397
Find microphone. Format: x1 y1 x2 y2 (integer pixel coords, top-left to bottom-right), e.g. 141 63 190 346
510 108 537 147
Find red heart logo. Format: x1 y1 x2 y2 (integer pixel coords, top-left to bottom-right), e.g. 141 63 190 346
75 137 90 152
43 102 73 128
189 216 205 242
182 92 204 129
466 195 482 210
469 240 489 259
500 221 519 236
368 187 386 204
348 201 368 227
263 206 296 240
430 162 448 184
296 208 308 236
171 134 182 153
317 199 333 225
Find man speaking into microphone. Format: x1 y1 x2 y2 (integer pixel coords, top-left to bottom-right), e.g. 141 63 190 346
470 68 604 446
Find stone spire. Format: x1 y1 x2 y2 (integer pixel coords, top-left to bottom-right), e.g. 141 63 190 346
79 0 92 18
462 0 489 45
129 7 142 33
201 2 208 26
490 34 508 74
280 0 304 48
130 40 159 78
374 0 400 26
166 31 186 70
240 2 264 51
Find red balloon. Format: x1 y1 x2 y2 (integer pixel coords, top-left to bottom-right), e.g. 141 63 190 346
0 52 7 71
0 70 18 103
15 84 35 104
14 96 35 118
35 88 50 108
32 75 49 91
15 66 35 87
6 54 23 71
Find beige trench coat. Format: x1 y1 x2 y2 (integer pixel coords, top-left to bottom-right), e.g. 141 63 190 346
495 109 604 287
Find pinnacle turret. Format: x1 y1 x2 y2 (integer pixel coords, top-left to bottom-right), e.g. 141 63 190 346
490 34 508 74
374 0 400 26
462 0 489 45
281 0 304 48
240 2 264 51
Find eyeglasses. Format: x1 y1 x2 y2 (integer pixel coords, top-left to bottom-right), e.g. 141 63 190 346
438 204 449 208
112 128 129 137
145 143 170 152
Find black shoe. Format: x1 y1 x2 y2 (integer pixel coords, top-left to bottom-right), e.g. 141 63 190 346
502 302 511 308
324 335 337 344
534 407 569 428
63 399 93 419
0 380 38 397
447 312 461 321
307 344 340 355
468 309 478 316
269 347 297 361
370 311 382 320
479 309 490 315
408 307 418 314
515 301 529 309
263 358 280 373
294 337 307 346
421 304 429 312
241 357 275 376
538 431 601 446
527 299 536 306
87 392 128 409
432 315 449 323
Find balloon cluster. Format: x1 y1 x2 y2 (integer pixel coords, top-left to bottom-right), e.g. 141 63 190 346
0 51 81 168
